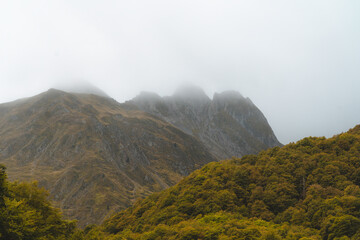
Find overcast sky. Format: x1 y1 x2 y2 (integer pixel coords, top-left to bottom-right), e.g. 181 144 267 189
1 0 360 144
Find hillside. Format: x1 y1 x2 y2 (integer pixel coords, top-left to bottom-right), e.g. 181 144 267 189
129 86 281 159
0 89 216 226
87 125 360 239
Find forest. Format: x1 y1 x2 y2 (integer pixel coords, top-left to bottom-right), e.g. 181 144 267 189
2 125 360 239
0 165 82 239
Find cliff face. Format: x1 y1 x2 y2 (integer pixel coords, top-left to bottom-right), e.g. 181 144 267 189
0 89 216 226
130 86 281 159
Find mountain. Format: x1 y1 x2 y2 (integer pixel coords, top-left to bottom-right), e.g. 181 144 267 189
0 89 216 226
87 125 360 239
2 88 358 239
129 85 281 160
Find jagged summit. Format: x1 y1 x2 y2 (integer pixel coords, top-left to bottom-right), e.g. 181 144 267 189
133 86 246 105
131 87 281 159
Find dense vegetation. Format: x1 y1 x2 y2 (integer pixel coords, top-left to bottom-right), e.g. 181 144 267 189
85 125 360 239
2 125 360 239
0 165 81 239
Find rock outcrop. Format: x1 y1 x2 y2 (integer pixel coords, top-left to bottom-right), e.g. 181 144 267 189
130 86 281 159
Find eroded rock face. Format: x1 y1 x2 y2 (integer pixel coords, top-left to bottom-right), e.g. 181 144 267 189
130 87 282 159
0 89 216 227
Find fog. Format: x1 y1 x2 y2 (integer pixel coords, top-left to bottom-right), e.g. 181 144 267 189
1 1 360 144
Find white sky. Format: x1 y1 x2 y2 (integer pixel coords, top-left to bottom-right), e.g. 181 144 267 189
1 0 360 144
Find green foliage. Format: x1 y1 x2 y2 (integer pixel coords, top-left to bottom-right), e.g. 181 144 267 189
88 212 320 240
0 165 81 240
321 215 360 240
91 125 360 239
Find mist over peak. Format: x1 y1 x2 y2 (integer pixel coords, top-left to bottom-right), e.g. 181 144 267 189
53 80 110 98
133 91 162 102
173 84 210 103
213 90 244 101
133 85 248 104
1 1 359 143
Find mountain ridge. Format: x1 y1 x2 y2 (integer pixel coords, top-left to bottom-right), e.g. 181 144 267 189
0 86 282 226
129 86 282 159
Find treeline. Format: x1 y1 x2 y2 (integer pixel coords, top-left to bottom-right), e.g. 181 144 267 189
2 125 360 239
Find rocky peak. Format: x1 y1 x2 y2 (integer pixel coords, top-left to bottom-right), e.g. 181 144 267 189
131 91 164 112
212 91 247 110
130 86 282 159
